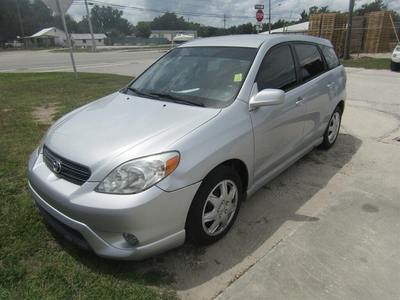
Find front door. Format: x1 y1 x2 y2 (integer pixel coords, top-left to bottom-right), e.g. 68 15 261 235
250 43 305 182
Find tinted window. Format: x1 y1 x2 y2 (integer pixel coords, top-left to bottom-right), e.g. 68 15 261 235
320 45 340 69
294 44 325 82
256 44 297 91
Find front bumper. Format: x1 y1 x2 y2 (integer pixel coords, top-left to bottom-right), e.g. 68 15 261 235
28 149 201 260
392 54 400 63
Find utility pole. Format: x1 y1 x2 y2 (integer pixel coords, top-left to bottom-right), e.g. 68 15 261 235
85 0 97 52
269 0 272 34
224 14 226 29
343 0 355 60
15 0 26 49
56 0 78 78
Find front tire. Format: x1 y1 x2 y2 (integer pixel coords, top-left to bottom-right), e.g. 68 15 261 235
186 166 242 245
320 106 342 149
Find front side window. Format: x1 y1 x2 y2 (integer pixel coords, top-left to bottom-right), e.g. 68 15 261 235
294 43 325 82
256 44 297 91
127 47 257 108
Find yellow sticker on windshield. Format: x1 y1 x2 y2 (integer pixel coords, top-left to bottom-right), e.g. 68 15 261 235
234 73 243 82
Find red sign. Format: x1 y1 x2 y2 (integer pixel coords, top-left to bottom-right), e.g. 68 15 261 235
256 9 264 22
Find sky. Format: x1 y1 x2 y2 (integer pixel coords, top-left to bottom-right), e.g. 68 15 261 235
66 0 400 28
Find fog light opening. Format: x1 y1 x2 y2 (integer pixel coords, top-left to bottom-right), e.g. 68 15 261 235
123 233 139 247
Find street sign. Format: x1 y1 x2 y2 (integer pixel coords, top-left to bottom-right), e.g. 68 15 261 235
256 9 264 22
256 22 263 30
41 0 74 15
254 4 264 9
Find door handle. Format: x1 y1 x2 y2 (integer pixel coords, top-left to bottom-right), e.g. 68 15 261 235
295 97 306 106
327 82 334 88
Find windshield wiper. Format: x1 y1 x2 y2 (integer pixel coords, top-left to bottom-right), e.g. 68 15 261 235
149 92 206 107
126 87 159 100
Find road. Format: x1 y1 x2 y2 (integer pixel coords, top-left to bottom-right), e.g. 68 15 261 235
0 49 164 77
2 50 397 119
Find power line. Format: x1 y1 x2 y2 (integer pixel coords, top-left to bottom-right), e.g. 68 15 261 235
72 0 281 20
71 0 293 26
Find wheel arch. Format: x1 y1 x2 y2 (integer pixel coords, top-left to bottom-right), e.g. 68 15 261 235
337 100 345 114
216 159 249 196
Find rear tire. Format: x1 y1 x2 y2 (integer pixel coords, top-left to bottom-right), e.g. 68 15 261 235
186 166 242 245
320 106 342 149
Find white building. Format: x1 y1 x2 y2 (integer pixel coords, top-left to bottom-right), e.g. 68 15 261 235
28 27 67 46
71 34 107 48
261 22 309 35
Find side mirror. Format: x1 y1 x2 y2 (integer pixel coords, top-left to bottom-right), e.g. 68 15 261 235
249 89 285 110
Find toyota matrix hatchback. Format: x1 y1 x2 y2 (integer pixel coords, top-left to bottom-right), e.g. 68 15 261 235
28 35 346 260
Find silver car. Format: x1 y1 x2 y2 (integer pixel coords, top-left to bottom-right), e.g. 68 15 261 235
28 34 346 260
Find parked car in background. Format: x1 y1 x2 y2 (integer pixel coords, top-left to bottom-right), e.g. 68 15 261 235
390 44 400 71
4 40 23 48
28 34 346 260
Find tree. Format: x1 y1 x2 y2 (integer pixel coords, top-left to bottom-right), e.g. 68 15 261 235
117 18 134 36
0 0 29 42
0 0 55 42
151 12 188 30
299 10 309 22
354 0 387 16
309 6 331 15
27 0 54 33
235 22 255 34
135 21 151 38
89 5 133 36
52 14 80 33
272 19 286 30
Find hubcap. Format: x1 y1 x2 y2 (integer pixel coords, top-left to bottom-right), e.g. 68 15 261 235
202 180 238 236
328 112 340 144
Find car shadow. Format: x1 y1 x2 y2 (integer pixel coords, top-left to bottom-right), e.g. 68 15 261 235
51 131 361 297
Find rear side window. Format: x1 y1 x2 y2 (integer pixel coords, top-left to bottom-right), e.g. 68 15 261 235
320 45 340 69
294 44 325 82
256 44 297 91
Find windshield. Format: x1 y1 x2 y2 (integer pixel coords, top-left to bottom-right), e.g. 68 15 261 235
126 47 257 108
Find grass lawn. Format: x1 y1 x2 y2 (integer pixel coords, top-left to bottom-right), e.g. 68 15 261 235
0 73 177 300
341 57 392 69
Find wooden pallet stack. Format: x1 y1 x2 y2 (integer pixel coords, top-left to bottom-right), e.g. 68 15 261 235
308 13 347 56
350 16 367 53
364 11 394 53
308 14 323 37
332 14 348 57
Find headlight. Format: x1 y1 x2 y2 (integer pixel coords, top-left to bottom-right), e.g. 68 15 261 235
95 152 180 194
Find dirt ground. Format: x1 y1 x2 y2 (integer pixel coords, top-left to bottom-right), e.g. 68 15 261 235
31 103 60 125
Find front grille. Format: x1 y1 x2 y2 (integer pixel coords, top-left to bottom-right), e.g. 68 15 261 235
43 146 91 185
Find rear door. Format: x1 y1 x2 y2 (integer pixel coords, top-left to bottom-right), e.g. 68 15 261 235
292 43 338 145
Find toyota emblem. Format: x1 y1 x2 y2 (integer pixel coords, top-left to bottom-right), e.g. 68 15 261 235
52 160 62 173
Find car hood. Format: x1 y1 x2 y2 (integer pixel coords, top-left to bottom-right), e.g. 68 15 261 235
44 92 220 177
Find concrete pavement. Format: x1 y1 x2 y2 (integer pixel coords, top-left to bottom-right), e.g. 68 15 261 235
216 68 400 299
